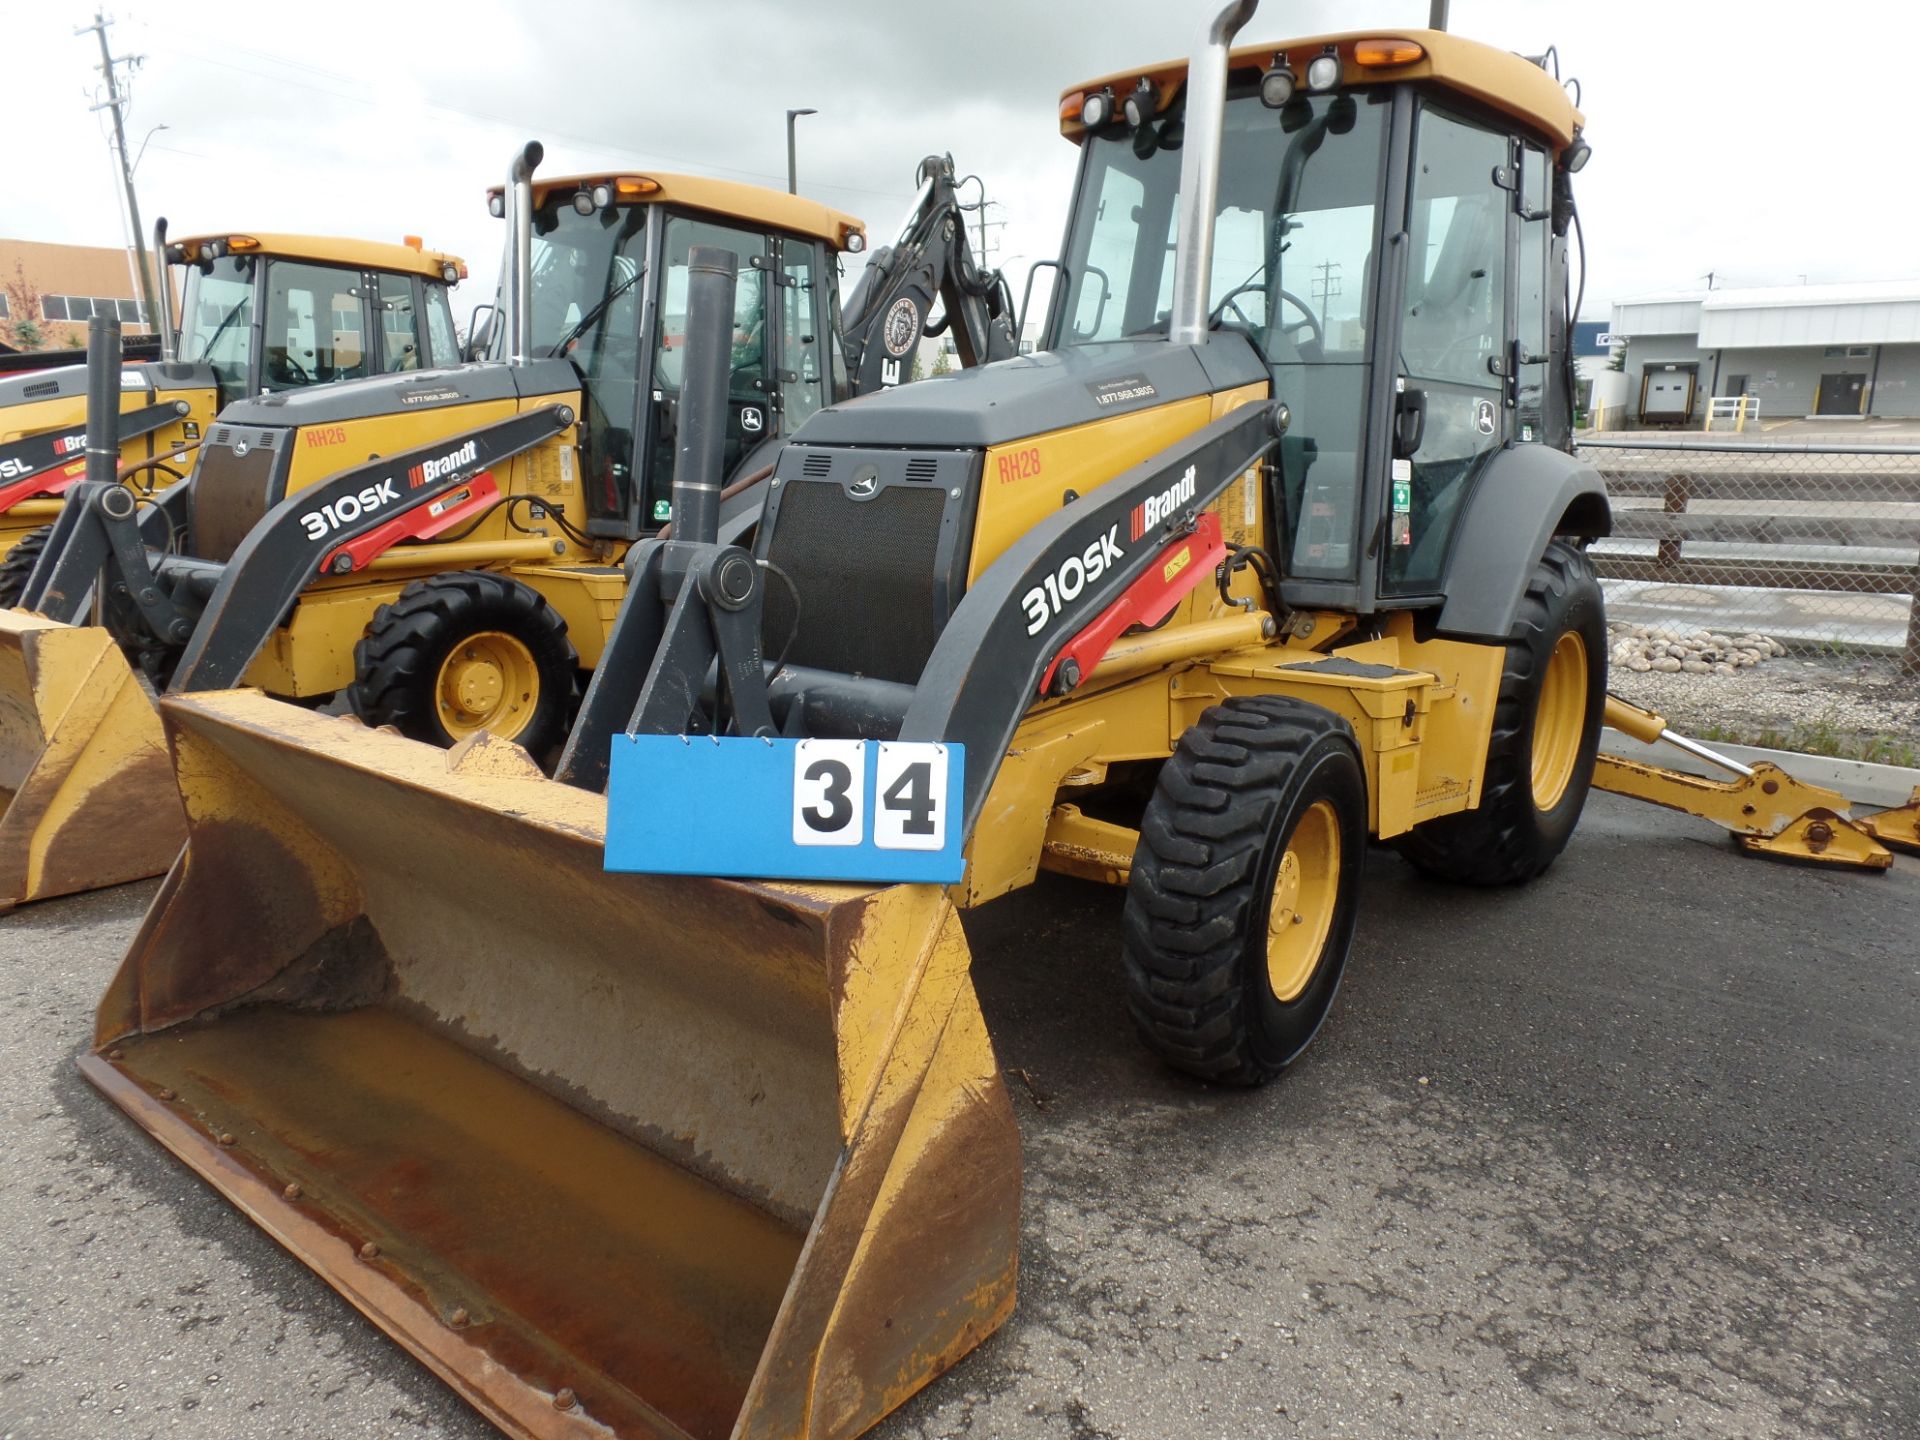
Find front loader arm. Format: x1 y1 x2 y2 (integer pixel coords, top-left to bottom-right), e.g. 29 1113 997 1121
1595 695 1893 870
901 400 1282 834
166 407 573 691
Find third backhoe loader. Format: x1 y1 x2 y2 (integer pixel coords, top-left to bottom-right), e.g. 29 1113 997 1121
79 7 1896 1440
0 226 468 598
0 150 1012 910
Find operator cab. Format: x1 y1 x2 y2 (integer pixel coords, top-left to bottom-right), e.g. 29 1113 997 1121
170 233 465 401
1048 30 1588 614
489 173 865 540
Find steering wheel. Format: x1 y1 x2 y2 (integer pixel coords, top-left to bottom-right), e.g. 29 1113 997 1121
275 351 313 386
1212 282 1324 353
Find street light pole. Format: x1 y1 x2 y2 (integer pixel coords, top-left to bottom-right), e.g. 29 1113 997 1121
786 108 817 195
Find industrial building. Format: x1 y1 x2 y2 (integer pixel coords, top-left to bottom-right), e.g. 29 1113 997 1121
1604 280 1920 425
0 236 155 352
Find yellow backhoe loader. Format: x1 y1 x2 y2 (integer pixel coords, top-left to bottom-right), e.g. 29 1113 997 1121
80 8 1902 1440
0 227 468 597
0 151 1013 910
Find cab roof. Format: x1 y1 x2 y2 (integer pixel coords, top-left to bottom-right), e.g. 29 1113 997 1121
170 232 465 281
489 171 867 251
1063 28 1583 153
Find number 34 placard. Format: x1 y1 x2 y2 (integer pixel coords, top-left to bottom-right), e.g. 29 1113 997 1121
604 735 966 884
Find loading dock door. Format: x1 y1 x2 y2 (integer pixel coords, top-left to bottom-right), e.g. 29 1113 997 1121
1639 363 1697 424
1816 372 1866 416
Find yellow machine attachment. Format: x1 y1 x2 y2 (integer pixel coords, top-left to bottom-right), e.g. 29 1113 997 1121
1595 696 1894 870
82 691 1020 1440
0 614 182 911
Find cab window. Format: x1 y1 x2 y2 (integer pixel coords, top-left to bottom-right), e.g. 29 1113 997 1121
424 284 459 369
779 243 831 431
177 254 255 394
375 272 424 373
262 261 370 391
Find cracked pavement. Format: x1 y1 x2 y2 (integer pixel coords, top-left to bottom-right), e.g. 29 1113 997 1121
3 793 1916 1439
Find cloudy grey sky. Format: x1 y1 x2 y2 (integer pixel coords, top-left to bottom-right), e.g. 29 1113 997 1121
5 0 1913 324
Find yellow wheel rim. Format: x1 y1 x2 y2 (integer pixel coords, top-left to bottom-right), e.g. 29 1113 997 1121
1531 630 1588 811
1265 799 1342 1003
434 630 539 742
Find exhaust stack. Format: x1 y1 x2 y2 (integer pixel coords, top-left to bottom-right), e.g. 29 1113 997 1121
1168 0 1259 347
668 246 739 547
505 141 543 365
153 219 177 363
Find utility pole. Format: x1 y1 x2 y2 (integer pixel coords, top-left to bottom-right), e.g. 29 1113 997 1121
1311 259 1342 310
78 10 159 334
786 108 817 195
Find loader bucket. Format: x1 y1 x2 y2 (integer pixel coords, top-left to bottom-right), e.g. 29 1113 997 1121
81 690 1020 1440
0 611 183 911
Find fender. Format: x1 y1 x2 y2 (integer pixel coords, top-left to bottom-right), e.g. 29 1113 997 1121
1434 443 1611 642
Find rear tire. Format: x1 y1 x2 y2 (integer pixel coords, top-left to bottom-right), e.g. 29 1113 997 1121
1121 696 1367 1086
1393 539 1606 885
349 572 577 756
0 525 53 608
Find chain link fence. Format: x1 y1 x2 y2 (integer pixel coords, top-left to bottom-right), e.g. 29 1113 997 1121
1576 437 1920 674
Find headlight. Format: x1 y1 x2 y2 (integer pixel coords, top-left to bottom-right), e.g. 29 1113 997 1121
1259 61 1295 108
1123 78 1159 129
1081 88 1114 128
1306 52 1340 91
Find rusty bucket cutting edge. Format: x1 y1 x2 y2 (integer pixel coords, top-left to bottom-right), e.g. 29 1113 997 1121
0 611 184 911
82 688 1021 1440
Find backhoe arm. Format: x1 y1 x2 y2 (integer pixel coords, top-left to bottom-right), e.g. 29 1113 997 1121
840 155 1016 393
1594 694 1893 870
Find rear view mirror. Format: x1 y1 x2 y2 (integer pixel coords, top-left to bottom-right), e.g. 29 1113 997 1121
464 304 497 362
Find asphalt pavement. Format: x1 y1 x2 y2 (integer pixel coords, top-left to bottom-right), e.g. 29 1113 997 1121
3 793 1916 1440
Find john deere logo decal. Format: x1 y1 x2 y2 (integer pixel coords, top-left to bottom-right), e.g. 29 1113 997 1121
882 298 920 358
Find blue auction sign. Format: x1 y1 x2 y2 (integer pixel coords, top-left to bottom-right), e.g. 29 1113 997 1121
604 734 966 884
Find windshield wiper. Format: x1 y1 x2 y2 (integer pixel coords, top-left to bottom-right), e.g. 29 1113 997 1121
550 269 643 356
196 296 252 361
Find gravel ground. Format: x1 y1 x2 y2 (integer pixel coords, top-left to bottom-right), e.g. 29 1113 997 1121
1608 648 1919 756
4 796 1917 1440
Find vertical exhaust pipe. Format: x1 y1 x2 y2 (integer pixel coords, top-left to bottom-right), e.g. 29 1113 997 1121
153 218 177 363
505 141 543 366
669 246 739 547
1168 0 1259 347
85 314 122 488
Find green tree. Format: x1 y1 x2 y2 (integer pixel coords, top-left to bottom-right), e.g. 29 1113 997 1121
931 346 953 376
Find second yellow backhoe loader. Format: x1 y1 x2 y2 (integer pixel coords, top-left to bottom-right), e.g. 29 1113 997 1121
79 8 1902 1440
0 151 1012 911
0 226 468 597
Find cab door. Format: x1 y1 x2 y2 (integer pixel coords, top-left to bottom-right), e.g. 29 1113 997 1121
1382 103 1513 596
643 216 783 528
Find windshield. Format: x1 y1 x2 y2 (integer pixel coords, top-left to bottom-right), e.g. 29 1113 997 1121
527 201 648 363
177 255 256 394
1057 88 1390 581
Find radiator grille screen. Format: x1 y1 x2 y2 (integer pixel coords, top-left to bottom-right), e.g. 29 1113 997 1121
190 437 281 562
764 482 950 685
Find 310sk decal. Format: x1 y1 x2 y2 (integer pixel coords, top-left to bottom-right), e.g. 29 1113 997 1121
299 479 400 541
1019 528 1124 636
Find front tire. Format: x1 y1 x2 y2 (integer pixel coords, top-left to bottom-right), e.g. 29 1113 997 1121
349 572 577 756
1121 696 1367 1086
0 524 53 608
1394 539 1606 885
